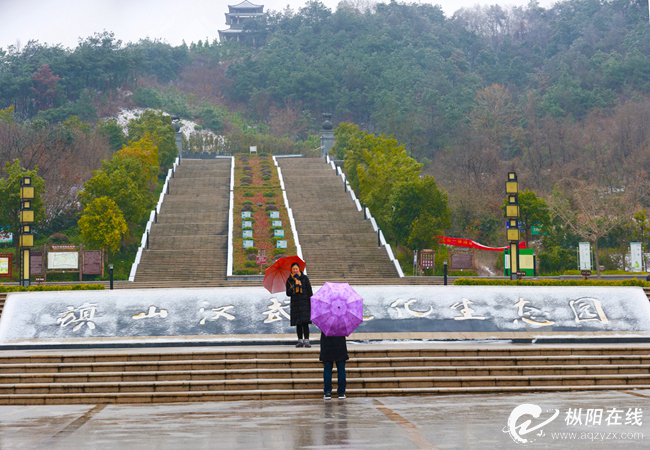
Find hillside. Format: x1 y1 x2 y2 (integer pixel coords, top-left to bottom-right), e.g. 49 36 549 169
1 0 650 275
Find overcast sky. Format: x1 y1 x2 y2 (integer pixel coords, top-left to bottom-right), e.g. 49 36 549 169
0 0 556 51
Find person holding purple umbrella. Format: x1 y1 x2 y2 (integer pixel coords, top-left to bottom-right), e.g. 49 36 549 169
286 262 313 347
319 332 348 399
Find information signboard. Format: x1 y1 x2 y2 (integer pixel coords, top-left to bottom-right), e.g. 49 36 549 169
450 253 474 270
0 226 12 244
83 251 103 275
630 242 643 272
579 242 591 271
419 250 435 270
48 252 79 270
0 253 12 279
270 211 280 219
276 240 287 249
30 251 44 276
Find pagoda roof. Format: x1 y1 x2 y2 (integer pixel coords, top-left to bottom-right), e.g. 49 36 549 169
229 1 263 9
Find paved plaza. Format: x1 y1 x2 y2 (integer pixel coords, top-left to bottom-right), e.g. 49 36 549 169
1 389 648 449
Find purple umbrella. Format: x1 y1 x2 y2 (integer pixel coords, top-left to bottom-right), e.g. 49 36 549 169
310 282 363 336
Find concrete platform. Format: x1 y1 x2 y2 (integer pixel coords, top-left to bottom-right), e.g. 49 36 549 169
2 389 648 449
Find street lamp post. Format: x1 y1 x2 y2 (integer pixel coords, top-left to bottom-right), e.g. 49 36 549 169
505 172 520 281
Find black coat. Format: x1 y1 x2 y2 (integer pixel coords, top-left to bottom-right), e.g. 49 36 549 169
286 273 313 326
319 332 349 362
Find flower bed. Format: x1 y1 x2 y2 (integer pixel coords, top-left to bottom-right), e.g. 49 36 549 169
233 153 297 275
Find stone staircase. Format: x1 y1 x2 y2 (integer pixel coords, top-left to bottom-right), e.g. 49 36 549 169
134 159 231 282
0 345 648 405
278 158 399 283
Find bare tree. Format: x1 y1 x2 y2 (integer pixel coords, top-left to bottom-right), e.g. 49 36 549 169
548 180 634 279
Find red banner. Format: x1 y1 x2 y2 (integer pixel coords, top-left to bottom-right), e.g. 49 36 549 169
437 236 526 252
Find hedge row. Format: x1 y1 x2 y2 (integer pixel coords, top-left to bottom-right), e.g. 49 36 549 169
453 278 649 287
0 284 105 293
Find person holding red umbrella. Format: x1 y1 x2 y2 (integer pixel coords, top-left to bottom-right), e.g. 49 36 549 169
286 262 313 347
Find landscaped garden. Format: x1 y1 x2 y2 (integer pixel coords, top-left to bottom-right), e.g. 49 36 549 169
232 153 297 275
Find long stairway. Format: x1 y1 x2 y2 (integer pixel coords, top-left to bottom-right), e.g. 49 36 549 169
279 158 398 283
134 159 231 282
1 345 649 405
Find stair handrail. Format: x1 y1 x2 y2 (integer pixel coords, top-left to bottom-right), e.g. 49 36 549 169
226 156 235 277
324 157 405 278
273 156 304 266
129 157 180 281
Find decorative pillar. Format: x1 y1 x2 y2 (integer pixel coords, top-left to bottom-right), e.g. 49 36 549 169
320 113 335 158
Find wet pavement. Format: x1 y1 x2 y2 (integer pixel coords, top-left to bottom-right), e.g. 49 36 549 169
1 390 649 449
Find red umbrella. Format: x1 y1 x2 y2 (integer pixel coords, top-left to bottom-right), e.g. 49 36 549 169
263 256 306 294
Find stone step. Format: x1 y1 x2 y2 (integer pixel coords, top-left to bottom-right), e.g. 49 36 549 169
156 213 225 224
148 235 227 250
1 346 648 404
2 358 649 376
3 374 650 396
3 347 649 365
4 384 648 405
150 223 228 236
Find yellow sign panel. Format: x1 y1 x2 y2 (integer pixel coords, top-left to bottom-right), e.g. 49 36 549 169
507 228 520 241
20 210 34 223
20 186 35 199
520 254 534 269
20 234 34 247
505 181 518 194
506 205 519 217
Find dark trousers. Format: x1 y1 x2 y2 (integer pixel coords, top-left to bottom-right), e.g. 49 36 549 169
323 361 346 396
296 324 310 340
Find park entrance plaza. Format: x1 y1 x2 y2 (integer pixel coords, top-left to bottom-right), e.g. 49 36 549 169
1 155 650 448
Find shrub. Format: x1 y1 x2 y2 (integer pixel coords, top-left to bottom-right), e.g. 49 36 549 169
234 269 258 275
262 175 271 180
273 249 286 257
263 191 276 197
0 284 105 293
243 192 254 197
538 246 578 275
244 260 257 268
265 200 276 204
241 177 252 184
246 253 258 260
265 205 279 211
453 278 648 287
242 204 254 211
49 232 69 243
243 166 252 171
245 246 259 255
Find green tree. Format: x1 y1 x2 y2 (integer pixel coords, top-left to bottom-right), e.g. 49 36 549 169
0 159 46 254
78 196 128 253
389 176 451 249
356 135 422 227
81 164 150 229
95 119 126 152
127 110 177 169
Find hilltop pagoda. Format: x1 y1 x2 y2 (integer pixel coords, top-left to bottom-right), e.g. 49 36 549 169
218 1 266 42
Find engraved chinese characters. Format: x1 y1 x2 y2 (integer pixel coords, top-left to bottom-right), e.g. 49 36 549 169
4 286 648 343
